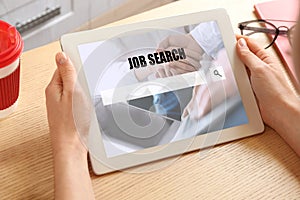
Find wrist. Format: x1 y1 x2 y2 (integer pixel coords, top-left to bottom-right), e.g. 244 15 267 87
52 147 88 169
50 130 88 160
283 97 300 127
274 96 300 133
273 96 300 156
53 144 87 159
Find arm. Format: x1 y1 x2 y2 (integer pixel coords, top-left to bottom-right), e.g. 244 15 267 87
53 146 93 200
45 52 95 200
236 37 300 156
189 21 224 59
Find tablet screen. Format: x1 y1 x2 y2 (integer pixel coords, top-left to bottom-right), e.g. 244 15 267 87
78 20 248 158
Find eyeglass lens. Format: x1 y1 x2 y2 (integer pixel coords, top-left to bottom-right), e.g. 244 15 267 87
240 21 278 49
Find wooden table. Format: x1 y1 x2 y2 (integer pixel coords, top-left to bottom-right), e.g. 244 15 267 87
1 0 300 199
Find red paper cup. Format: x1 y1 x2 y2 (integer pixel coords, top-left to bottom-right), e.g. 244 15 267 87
0 20 23 119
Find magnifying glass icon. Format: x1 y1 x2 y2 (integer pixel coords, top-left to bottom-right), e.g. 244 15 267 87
214 69 222 77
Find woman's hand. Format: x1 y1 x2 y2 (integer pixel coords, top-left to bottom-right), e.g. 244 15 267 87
236 36 300 156
45 52 87 156
236 37 298 129
45 52 94 200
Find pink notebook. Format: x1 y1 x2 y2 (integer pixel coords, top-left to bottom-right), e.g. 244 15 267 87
254 0 299 86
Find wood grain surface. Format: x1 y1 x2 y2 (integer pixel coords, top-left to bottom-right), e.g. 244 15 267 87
1 0 300 199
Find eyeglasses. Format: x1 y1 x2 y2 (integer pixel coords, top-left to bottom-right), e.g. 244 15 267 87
238 19 296 49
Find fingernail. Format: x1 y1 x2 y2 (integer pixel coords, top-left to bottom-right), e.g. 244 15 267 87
238 38 247 48
59 52 68 65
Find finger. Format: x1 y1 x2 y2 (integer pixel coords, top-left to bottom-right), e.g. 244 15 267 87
49 69 62 88
188 85 208 120
182 86 201 118
182 100 194 118
169 65 190 75
179 59 200 71
182 106 189 118
164 65 173 77
170 60 195 71
236 38 268 73
244 37 275 64
45 69 62 101
55 52 77 95
165 46 201 62
184 57 201 71
155 67 167 78
169 68 178 76
169 61 196 73
163 47 201 70
192 94 211 120
158 35 190 50
235 34 248 40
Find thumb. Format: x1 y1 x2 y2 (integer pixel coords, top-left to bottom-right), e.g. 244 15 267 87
182 106 189 118
55 52 77 94
236 38 267 73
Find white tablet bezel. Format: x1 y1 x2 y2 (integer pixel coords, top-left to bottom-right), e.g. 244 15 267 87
60 8 264 175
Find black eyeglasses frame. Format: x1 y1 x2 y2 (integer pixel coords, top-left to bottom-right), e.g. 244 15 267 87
238 19 296 49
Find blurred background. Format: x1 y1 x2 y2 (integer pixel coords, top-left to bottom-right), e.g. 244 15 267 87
0 0 178 50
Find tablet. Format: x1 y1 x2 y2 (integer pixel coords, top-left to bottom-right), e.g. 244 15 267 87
60 8 264 175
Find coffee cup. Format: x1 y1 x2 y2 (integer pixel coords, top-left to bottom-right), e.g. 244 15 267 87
0 20 24 119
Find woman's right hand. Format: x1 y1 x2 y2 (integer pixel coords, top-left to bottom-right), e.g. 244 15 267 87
236 36 300 156
236 37 298 129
